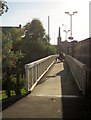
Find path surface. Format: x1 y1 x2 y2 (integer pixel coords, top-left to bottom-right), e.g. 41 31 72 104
2 61 91 118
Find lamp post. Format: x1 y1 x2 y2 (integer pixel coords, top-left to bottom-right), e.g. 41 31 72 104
62 24 70 41
48 16 50 43
65 11 78 40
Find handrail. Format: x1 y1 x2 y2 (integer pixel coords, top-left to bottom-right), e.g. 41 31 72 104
65 55 87 95
25 55 58 93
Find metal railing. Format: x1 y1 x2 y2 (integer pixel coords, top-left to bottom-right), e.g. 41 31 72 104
25 55 58 93
65 55 87 95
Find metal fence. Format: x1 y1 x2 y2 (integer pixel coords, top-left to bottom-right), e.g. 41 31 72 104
25 55 58 93
65 55 87 95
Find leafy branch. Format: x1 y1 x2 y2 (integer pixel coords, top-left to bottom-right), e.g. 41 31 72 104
0 0 8 16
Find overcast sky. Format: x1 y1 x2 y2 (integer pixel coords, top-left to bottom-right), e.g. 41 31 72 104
0 0 90 44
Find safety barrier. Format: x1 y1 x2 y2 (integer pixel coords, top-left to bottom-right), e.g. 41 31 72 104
65 55 87 95
25 55 58 93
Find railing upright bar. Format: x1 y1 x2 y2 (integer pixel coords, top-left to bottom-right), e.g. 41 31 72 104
25 55 58 93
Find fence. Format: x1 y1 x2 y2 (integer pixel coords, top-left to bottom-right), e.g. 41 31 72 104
65 55 87 95
25 55 58 93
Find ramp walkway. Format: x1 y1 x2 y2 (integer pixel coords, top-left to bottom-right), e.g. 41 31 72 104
2 60 91 118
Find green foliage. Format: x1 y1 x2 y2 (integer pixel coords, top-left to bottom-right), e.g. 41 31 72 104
19 18 56 63
24 19 45 41
2 27 25 97
16 39 56 64
2 28 24 69
0 89 26 100
0 0 8 16
2 18 57 98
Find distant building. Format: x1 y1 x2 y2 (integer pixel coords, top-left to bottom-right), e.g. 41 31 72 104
57 26 78 55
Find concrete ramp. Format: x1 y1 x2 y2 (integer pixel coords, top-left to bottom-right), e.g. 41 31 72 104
31 61 81 97
2 61 90 118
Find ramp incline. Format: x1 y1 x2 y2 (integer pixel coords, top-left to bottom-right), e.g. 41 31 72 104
2 61 90 118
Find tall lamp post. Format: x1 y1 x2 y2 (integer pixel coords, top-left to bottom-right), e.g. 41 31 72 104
48 16 50 43
62 24 70 41
65 11 78 40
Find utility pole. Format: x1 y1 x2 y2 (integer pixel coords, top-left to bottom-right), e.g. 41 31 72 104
48 16 50 43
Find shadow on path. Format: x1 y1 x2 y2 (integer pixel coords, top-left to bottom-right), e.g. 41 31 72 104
56 60 81 95
58 60 91 118
2 60 91 119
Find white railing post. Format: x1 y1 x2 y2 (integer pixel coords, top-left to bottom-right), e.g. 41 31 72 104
25 55 58 92
31 67 34 86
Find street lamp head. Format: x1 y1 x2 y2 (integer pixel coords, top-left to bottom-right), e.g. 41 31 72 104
63 30 70 33
73 11 78 14
67 30 70 32
65 12 69 14
62 24 64 26
65 11 78 15
63 30 66 32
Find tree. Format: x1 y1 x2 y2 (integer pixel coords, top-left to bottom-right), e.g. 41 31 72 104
2 19 56 98
2 27 24 97
24 19 45 41
0 0 8 16
15 18 56 63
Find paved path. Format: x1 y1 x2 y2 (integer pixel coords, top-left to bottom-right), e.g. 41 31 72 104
2 61 91 118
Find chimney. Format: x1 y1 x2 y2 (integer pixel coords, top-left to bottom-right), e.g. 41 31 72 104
57 27 61 45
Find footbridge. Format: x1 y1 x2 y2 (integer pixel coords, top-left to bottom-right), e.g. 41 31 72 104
25 54 86 95
2 54 91 119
